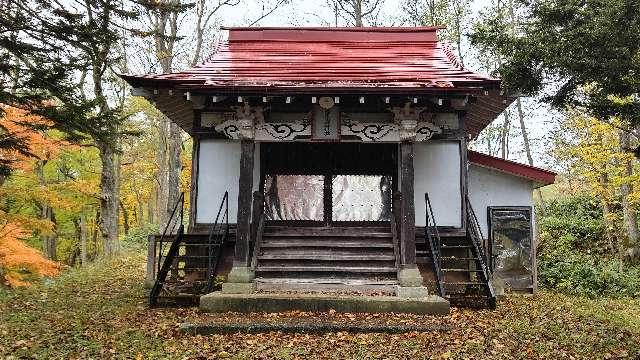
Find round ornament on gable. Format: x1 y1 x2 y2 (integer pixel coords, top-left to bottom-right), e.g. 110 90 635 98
319 96 335 109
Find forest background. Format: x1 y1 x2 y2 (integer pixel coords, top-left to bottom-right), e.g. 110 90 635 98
1 0 639 298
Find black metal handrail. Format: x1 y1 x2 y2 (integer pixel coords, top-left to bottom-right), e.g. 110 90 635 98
465 196 490 269
205 191 229 293
155 193 185 277
425 193 445 297
465 195 496 307
150 192 185 306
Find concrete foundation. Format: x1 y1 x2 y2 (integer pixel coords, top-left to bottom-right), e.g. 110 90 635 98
398 267 424 287
221 282 256 294
200 292 449 315
227 266 255 283
396 286 429 298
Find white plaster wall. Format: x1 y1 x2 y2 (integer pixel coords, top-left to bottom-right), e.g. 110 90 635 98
196 140 260 223
468 164 534 236
414 141 462 227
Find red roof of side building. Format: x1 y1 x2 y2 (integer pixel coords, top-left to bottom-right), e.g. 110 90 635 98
120 27 511 137
468 150 556 187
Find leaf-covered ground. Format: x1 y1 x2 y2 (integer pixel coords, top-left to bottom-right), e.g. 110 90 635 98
0 248 638 359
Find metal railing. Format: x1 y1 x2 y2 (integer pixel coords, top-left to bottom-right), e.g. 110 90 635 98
149 192 185 306
465 195 496 308
425 193 445 297
205 191 230 293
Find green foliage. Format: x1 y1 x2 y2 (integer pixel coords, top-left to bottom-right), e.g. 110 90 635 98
539 194 606 251
539 251 640 298
470 0 640 126
121 223 159 247
538 193 640 298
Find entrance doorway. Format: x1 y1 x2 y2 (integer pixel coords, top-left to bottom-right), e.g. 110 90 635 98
260 142 397 226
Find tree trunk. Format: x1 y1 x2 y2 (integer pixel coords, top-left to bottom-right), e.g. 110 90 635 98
92 209 100 255
354 0 363 26
0 264 5 287
599 170 616 252
80 213 87 266
98 142 120 256
156 117 169 227
148 186 155 224
119 201 130 236
42 208 57 261
515 97 547 215
500 111 510 159
34 160 57 260
619 130 639 246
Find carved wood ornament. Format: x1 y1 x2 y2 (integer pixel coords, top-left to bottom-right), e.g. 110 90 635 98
210 101 441 142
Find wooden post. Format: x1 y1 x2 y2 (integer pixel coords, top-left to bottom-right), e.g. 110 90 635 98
250 191 264 251
146 235 157 286
393 191 403 257
400 142 416 267
188 137 200 232
234 140 255 266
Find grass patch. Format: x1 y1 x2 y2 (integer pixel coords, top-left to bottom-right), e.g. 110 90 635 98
0 250 639 359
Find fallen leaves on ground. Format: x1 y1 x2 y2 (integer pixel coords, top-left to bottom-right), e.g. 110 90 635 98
0 248 638 359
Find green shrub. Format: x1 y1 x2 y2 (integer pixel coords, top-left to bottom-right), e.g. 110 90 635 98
121 223 159 248
537 193 640 298
538 250 640 298
538 193 606 252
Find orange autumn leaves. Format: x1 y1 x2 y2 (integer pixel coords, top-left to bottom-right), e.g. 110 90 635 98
0 105 62 287
0 223 59 287
0 105 63 170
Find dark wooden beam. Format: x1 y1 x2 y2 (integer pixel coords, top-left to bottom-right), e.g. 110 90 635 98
400 142 416 267
188 137 200 232
234 140 255 266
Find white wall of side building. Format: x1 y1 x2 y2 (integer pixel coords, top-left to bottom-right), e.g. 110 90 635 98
467 164 535 236
195 139 259 223
413 141 463 227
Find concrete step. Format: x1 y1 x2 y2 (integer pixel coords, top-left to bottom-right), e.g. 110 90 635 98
200 292 450 315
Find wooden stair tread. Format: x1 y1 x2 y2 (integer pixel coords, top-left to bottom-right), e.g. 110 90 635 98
441 268 483 272
255 277 398 285
257 265 397 273
444 281 488 286
258 254 395 261
260 240 394 248
263 227 391 237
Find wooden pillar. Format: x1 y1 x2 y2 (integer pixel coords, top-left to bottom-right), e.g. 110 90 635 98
400 142 416 267
188 137 200 232
234 140 255 266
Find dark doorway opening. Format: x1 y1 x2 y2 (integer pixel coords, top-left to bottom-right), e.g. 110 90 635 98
261 142 397 226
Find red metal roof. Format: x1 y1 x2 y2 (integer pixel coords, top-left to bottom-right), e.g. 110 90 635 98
468 150 556 187
121 27 500 92
120 27 511 137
